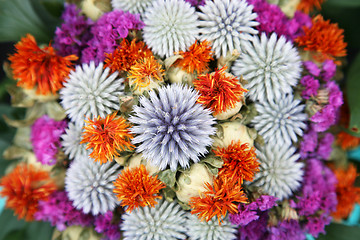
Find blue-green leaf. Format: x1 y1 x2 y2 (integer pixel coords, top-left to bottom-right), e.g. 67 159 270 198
346 53 360 136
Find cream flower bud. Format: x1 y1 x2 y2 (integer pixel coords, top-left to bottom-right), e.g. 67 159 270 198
167 66 196 85
213 100 243 120
81 0 111 21
128 153 160 175
52 226 101 240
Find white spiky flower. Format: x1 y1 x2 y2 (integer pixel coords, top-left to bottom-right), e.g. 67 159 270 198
111 0 155 16
232 32 302 102
251 94 307 146
251 143 304 201
143 0 199 58
198 0 258 58
121 199 187 240
65 156 121 215
186 215 237 240
60 61 124 126
61 122 89 161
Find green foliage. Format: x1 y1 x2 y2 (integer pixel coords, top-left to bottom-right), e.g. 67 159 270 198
317 223 360 240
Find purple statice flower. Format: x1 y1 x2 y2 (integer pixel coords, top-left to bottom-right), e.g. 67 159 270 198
185 0 205 7
311 105 337 132
229 203 259 226
322 60 336 81
94 211 121 240
238 211 269 240
295 185 321 216
317 133 335 159
267 220 306 240
54 3 92 57
300 75 320 99
305 214 332 238
31 115 67 165
287 11 312 40
300 127 335 160
256 195 278 211
81 10 144 64
35 191 94 231
303 61 321 76
300 128 318 159
326 81 343 108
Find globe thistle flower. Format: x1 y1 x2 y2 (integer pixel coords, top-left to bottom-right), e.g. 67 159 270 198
251 143 304 200
111 0 155 16
61 123 89 161
129 84 216 171
81 112 134 164
251 94 307 146
60 62 124 126
121 199 187 240
186 214 237 240
198 0 259 58
65 156 121 215
232 32 302 102
143 0 199 58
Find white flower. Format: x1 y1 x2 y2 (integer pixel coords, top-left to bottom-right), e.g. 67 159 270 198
251 143 304 200
251 94 307 146
61 123 89 161
121 199 187 240
143 0 199 58
198 0 258 58
232 33 302 102
60 61 124 126
186 215 237 240
111 0 155 16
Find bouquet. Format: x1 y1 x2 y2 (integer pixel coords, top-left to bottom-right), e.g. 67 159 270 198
1 0 360 239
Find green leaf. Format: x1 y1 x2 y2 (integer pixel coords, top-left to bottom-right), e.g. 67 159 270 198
346 53 360 136
317 223 360 240
324 0 360 7
0 209 27 240
2 229 26 240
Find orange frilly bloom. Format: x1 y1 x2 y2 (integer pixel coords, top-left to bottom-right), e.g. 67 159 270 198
189 175 248 224
295 15 347 63
113 164 166 212
297 0 325 14
214 141 259 184
0 164 56 221
174 40 214 74
8 34 78 95
194 66 247 114
81 112 134 164
336 131 360 150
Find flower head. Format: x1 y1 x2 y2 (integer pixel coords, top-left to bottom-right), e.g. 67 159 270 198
143 0 199 58
232 32 302 102
94 211 121 240
113 165 165 212
81 112 134 164
0 164 56 221
194 67 247 115
61 123 89 161
336 131 360 150
198 0 258 58
129 84 216 171
297 0 325 14
111 0 155 16
8 34 78 95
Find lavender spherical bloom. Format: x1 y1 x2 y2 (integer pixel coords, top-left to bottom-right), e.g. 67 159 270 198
31 115 67 165
267 220 305 240
129 84 216 171
94 211 121 240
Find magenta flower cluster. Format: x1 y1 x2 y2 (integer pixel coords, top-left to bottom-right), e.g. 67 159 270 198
94 211 122 240
185 0 205 7
300 127 334 160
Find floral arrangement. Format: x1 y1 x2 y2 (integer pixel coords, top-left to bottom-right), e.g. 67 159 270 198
1 0 360 239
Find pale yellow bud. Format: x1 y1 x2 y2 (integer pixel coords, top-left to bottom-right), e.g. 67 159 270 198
128 153 160 175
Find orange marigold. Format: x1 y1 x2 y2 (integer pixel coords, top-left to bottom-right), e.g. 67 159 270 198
104 39 153 73
8 34 78 95
81 112 134 164
194 66 248 114
336 131 360 150
189 176 248 224
331 164 360 220
0 164 56 221
174 40 214 74
214 141 259 184
113 164 166 212
297 0 325 14
295 15 347 63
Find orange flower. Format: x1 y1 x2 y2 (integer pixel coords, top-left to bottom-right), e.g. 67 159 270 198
113 165 166 212
297 0 325 14
336 131 360 150
331 164 360 220
81 112 134 164
0 164 56 221
295 15 347 63
8 34 78 95
104 39 153 73
214 141 259 184
194 66 247 114
174 40 213 74
189 176 248 224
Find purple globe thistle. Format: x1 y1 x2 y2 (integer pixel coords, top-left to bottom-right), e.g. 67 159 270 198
129 84 216 171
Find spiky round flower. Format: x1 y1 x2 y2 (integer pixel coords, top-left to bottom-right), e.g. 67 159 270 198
121 199 187 240
113 165 165 212
65 156 121 215
232 32 302 102
81 112 134 164
251 94 307 145
61 123 89 161
198 0 259 58
194 66 247 115
251 143 304 200
60 62 124 126
186 214 237 240
129 84 216 171
111 0 155 16
143 0 199 58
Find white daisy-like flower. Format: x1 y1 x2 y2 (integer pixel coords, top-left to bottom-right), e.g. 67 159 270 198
143 0 199 58
121 199 187 240
251 143 304 200
111 0 155 16
61 122 89 161
186 215 237 240
251 94 307 146
198 0 258 58
232 32 302 102
65 156 121 215
60 61 124 126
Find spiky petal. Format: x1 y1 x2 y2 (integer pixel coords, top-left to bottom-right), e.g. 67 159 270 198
111 0 155 16
61 122 89 161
